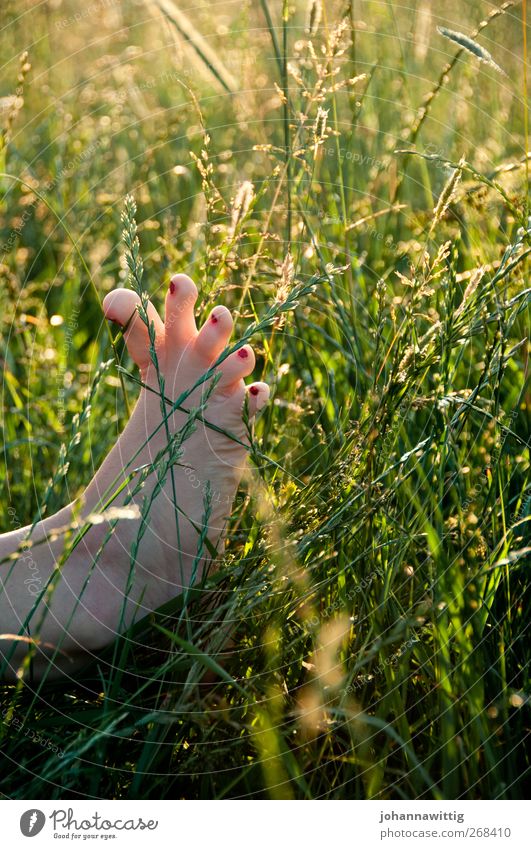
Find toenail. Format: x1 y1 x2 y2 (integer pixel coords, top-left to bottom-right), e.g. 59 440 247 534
211 313 219 324
238 348 249 359
250 386 259 395
108 315 122 327
169 280 176 295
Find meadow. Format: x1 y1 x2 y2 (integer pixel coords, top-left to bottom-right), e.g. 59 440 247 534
0 0 529 799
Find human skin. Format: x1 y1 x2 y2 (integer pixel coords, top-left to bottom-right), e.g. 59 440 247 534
0 274 269 681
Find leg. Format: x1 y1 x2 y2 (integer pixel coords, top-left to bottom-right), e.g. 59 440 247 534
0 275 270 680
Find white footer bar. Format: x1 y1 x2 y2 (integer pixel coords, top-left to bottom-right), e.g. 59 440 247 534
2 799 527 849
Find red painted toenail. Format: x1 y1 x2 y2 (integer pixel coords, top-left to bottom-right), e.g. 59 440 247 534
250 386 259 395
169 280 176 295
238 348 249 359
107 315 122 326
211 313 219 324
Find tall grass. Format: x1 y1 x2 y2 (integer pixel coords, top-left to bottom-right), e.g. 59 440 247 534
0 0 529 799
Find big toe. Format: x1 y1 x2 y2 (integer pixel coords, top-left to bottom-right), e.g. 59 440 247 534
103 288 164 370
164 273 198 348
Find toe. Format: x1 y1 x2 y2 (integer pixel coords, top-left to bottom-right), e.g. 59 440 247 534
216 344 256 392
246 381 270 418
103 288 164 369
195 306 233 362
165 273 198 347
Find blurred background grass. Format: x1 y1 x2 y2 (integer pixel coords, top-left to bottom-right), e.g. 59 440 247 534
0 0 529 799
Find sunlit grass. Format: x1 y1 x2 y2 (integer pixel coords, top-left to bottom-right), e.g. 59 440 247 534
0 0 528 799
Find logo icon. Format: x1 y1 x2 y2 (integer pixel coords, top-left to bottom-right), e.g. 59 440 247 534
20 810 46 837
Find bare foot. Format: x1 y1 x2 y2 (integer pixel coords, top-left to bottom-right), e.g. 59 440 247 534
0 274 269 679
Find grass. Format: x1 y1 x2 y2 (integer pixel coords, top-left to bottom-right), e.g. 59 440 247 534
0 0 529 799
